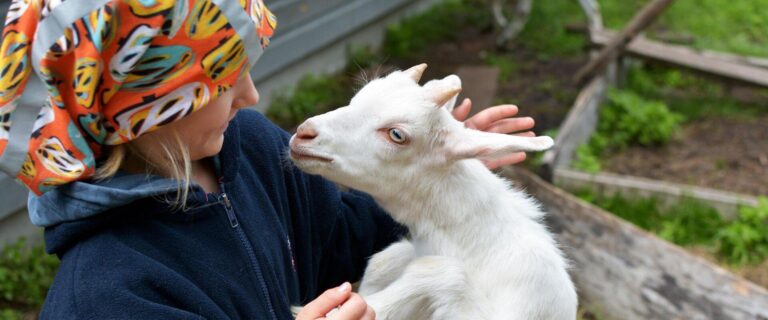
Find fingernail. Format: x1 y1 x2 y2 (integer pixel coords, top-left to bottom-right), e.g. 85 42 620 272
337 282 350 293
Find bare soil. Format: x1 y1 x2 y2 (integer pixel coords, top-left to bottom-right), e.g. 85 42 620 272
603 116 768 197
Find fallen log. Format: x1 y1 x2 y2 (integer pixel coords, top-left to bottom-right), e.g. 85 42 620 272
502 167 768 320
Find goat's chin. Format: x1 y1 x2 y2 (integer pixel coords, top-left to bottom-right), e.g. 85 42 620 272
291 160 326 175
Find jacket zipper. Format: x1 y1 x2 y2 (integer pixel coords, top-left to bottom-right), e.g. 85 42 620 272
219 185 277 320
221 193 238 228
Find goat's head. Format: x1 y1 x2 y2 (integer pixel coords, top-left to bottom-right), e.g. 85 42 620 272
289 64 553 194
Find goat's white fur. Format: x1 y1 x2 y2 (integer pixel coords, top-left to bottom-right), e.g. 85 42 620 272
289 65 577 319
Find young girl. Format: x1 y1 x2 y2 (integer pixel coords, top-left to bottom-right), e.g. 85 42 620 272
0 1 536 319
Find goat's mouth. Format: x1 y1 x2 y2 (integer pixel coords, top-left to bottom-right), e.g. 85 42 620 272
289 148 334 163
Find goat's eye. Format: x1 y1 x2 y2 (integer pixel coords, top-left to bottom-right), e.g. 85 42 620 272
388 128 407 144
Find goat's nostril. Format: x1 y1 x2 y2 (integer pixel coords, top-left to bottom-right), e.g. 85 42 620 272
296 124 318 140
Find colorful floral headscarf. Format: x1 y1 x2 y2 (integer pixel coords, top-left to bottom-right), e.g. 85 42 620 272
0 0 276 195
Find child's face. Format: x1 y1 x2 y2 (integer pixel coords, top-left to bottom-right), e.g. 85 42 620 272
134 72 259 161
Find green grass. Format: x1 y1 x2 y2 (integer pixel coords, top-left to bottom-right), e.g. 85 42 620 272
624 63 768 120
517 0 586 56
383 0 491 59
599 0 768 57
577 190 768 266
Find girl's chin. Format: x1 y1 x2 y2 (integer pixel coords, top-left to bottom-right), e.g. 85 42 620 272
190 135 226 160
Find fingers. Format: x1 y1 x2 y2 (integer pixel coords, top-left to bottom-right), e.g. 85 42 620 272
482 152 527 169
326 293 369 320
363 305 376 320
485 117 535 134
464 104 519 130
297 282 352 320
451 98 472 122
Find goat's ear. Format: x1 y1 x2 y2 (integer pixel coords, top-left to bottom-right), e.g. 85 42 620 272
424 75 462 112
403 63 427 83
444 129 554 161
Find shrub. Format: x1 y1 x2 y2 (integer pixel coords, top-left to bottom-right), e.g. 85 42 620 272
658 198 726 246
578 190 768 267
572 143 601 173
0 239 59 315
716 197 768 265
599 90 684 149
573 89 683 171
575 190 663 231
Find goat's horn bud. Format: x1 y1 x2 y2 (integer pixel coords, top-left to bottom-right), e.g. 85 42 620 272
432 87 462 107
404 63 428 83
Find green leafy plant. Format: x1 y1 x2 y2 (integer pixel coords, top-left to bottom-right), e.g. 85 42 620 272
572 89 683 171
575 190 664 231
0 238 59 316
599 90 683 149
716 197 768 265
572 143 601 173
658 198 726 246
578 189 768 267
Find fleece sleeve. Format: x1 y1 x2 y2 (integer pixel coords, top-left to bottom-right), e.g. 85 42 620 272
314 183 408 293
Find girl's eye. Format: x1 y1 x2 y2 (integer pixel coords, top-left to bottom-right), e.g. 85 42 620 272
388 128 407 144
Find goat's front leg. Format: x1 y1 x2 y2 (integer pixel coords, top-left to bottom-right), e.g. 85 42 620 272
359 239 415 296
364 256 478 320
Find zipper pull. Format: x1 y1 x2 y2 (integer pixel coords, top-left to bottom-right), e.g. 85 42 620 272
221 193 239 228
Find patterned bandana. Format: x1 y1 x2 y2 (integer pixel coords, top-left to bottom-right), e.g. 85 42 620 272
0 0 277 195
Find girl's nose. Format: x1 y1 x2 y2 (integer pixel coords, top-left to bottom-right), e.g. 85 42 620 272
236 72 260 109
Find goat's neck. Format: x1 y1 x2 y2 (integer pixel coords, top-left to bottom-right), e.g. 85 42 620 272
374 160 517 245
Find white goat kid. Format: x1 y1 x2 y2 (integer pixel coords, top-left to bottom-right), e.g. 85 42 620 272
289 64 577 320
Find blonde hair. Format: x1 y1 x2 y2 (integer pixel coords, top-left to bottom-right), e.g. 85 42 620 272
94 132 192 210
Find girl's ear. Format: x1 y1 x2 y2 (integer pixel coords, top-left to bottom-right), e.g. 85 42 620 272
443 128 554 161
424 75 461 112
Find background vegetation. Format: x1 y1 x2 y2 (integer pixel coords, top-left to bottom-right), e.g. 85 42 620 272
0 240 58 319
577 191 768 266
599 0 768 57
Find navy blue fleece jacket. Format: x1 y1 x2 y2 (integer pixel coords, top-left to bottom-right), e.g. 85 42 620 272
32 110 406 319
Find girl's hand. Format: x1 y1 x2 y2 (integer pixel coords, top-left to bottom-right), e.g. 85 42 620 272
453 98 536 169
296 282 376 320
